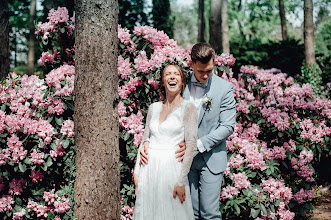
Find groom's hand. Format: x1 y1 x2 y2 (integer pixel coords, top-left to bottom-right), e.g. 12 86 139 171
140 141 149 165
173 184 186 203
175 142 186 162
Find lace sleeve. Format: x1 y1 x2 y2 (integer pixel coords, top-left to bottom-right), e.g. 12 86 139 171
133 104 153 176
177 102 198 186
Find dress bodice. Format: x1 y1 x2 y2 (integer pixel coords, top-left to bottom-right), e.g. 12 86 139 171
134 100 198 185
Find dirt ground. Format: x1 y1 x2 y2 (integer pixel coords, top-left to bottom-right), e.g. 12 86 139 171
310 186 331 220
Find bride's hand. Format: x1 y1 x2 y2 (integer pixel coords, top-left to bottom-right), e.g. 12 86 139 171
173 183 186 203
140 141 149 165
134 174 139 195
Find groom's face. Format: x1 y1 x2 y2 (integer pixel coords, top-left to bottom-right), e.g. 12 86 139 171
191 58 214 84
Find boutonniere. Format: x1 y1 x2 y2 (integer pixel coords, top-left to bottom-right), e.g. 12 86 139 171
203 95 212 111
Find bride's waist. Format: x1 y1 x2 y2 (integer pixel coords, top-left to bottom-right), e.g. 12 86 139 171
149 141 180 150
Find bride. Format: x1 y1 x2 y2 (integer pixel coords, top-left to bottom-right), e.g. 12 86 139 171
133 63 198 219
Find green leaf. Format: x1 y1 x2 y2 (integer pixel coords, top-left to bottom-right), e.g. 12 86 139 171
55 117 64 126
45 156 53 168
278 132 283 137
62 139 70 149
251 208 259 218
234 203 240 215
18 162 26 173
260 204 268 215
123 132 130 141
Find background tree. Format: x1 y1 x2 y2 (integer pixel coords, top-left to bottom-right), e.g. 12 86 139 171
278 0 288 40
209 0 222 53
119 0 149 31
0 0 10 79
302 0 322 95
304 0 316 64
198 0 206 42
171 2 198 49
27 0 36 75
221 0 230 53
74 0 120 219
151 0 174 38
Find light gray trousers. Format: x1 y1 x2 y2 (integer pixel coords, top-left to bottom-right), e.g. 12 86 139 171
188 153 224 220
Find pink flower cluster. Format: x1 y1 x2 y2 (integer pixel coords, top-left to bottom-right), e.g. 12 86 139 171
231 172 251 189
118 26 137 51
133 25 174 48
46 64 75 96
13 209 26 219
119 111 144 147
300 119 330 143
277 202 295 220
39 49 59 66
260 177 292 203
27 200 49 218
220 185 239 200
8 178 26 195
292 188 315 204
28 190 71 217
214 53 236 67
121 204 134 219
60 119 74 137
30 149 45 164
36 7 74 39
291 149 315 182
30 170 44 183
118 56 133 80
48 7 69 24
0 195 15 212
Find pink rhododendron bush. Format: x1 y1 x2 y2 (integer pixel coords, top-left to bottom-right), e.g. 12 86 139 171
1 7 330 220
0 8 75 220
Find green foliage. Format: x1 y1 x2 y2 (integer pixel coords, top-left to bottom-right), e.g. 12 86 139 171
301 63 323 96
151 0 174 38
119 0 149 31
315 18 331 58
230 38 305 78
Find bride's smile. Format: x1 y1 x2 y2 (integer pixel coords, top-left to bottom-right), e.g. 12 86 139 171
163 65 183 96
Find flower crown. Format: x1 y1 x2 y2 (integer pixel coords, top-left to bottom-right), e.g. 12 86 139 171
154 57 190 82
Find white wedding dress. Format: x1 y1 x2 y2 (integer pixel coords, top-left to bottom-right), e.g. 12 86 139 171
133 100 198 220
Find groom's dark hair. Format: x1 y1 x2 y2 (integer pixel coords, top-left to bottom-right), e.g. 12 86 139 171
191 42 215 64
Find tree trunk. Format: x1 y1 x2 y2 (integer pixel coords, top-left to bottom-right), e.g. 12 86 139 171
304 0 316 64
209 0 222 53
221 0 230 53
74 0 120 219
278 0 287 40
27 0 36 75
0 0 10 80
198 0 205 42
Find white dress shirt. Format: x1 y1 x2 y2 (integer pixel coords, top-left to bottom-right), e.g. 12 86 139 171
190 74 207 153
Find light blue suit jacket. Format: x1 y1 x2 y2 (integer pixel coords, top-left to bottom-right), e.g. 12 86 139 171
183 73 236 174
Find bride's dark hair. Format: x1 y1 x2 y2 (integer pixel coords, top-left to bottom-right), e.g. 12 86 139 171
159 64 187 101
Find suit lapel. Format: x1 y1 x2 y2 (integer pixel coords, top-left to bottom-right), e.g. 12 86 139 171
198 74 214 125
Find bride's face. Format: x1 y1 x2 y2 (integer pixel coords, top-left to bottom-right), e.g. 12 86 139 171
162 65 183 97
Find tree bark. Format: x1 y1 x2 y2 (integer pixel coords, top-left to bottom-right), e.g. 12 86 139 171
221 0 230 53
304 0 316 65
198 0 206 42
278 0 287 40
0 0 10 80
27 0 36 75
74 0 120 219
209 0 222 53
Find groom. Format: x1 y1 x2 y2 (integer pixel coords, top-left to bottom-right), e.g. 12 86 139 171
141 42 236 219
